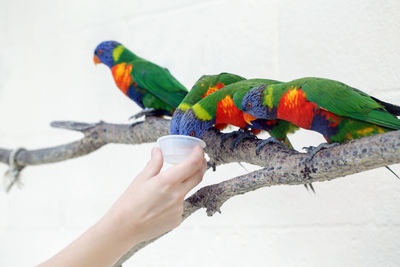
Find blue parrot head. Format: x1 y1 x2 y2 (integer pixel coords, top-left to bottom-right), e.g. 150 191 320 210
93 40 121 68
170 109 185 135
179 109 215 138
241 84 275 122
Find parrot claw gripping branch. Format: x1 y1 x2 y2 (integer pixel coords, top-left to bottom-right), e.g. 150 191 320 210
1 41 400 265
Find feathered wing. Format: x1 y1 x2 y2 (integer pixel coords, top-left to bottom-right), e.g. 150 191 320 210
216 72 246 85
370 96 400 116
131 59 188 108
182 73 245 107
301 78 400 129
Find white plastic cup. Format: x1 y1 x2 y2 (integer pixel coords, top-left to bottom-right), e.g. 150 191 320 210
157 135 206 165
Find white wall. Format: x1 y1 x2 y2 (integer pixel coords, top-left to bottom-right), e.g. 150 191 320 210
1 0 400 266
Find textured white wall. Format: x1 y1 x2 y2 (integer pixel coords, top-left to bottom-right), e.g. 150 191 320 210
1 0 400 266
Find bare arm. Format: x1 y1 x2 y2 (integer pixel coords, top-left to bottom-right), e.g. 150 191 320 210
38 146 206 267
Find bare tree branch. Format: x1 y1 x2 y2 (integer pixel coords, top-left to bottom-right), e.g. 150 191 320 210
0 118 169 167
1 116 400 266
115 129 400 266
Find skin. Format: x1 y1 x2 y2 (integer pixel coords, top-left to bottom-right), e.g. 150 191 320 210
38 146 207 267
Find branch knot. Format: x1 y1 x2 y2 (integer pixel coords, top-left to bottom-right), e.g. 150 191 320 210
3 148 26 192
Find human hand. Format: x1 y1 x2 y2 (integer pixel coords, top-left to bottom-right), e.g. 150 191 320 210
107 145 207 245
38 146 206 267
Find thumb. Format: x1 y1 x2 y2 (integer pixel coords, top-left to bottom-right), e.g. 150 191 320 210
140 147 163 179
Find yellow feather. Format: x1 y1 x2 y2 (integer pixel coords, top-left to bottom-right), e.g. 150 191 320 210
115 63 125 77
178 103 191 112
112 45 124 62
192 104 212 121
263 86 274 108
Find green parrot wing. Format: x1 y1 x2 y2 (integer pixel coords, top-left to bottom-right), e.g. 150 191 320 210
178 75 219 110
193 79 281 120
216 72 246 86
131 59 188 108
301 78 400 129
181 73 246 108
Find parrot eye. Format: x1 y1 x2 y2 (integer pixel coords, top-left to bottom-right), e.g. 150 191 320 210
190 131 195 137
97 49 103 55
246 102 252 109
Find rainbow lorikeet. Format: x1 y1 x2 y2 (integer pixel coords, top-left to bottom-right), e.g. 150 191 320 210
93 41 188 117
239 77 400 143
239 77 400 178
178 79 299 148
170 72 246 135
178 78 314 191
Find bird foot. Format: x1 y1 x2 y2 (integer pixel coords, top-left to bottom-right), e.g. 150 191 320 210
256 137 287 155
385 166 400 180
237 162 249 172
128 108 157 121
304 183 316 194
129 120 144 128
301 143 338 193
207 161 216 172
220 130 242 148
230 131 257 151
303 142 339 163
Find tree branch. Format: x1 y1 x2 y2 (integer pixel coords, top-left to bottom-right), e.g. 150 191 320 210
1 117 400 266
0 118 169 167
115 128 400 266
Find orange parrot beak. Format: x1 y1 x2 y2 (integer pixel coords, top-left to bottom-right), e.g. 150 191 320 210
243 112 257 125
93 55 101 65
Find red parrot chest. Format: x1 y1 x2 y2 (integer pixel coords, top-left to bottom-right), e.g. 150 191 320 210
277 87 317 129
216 95 247 128
276 87 342 132
111 63 135 95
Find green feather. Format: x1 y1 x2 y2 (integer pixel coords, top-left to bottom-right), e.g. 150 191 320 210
192 78 299 146
267 120 299 148
298 78 400 130
130 59 188 109
115 46 188 109
178 73 245 112
191 79 279 119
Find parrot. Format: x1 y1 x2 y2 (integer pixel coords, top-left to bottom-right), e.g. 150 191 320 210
178 78 299 148
238 77 400 178
178 78 315 191
93 40 188 118
170 72 246 135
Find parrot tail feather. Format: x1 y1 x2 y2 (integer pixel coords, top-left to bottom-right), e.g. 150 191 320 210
371 96 400 116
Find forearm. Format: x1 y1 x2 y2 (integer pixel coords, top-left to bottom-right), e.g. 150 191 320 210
38 147 205 266
38 211 137 267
